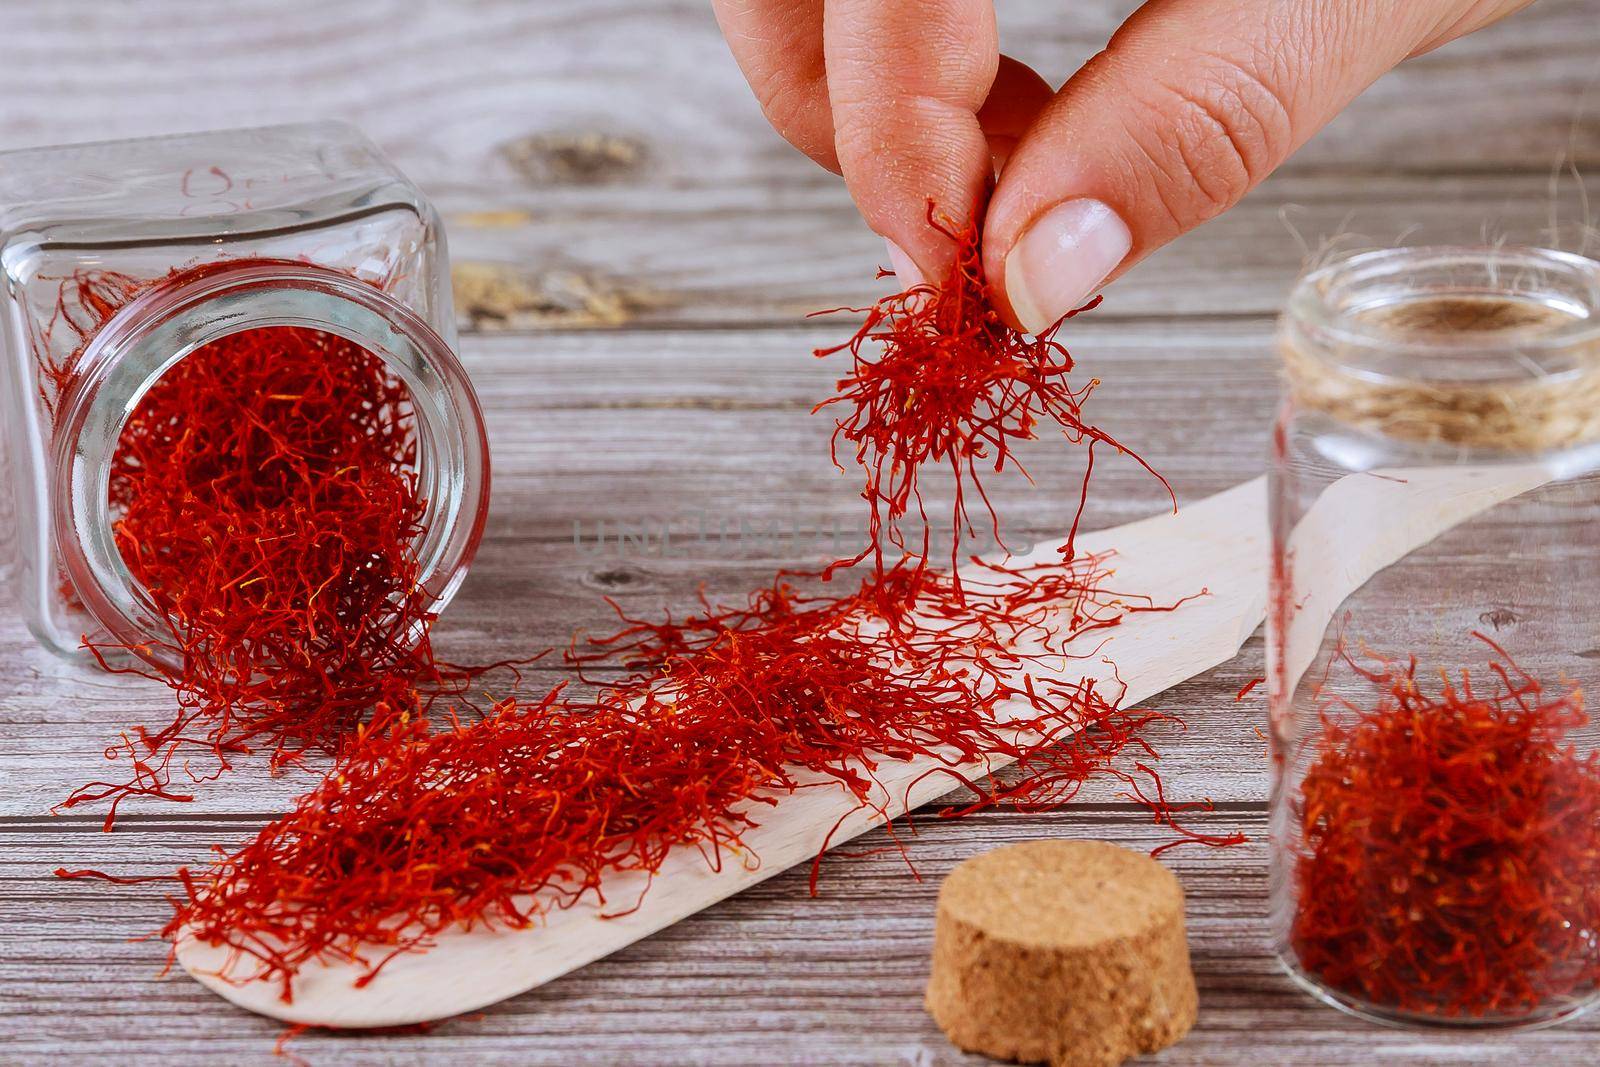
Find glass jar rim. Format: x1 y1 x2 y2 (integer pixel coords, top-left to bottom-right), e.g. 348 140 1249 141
1281 245 1600 454
1286 245 1600 383
50 259 490 670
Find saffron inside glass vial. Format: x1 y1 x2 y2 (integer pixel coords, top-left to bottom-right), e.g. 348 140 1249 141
0 123 488 667
1269 245 1600 1029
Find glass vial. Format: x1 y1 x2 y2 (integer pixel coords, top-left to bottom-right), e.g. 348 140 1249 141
0 122 488 664
1268 245 1600 1029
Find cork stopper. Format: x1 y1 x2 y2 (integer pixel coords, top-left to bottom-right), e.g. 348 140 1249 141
925 840 1197 1067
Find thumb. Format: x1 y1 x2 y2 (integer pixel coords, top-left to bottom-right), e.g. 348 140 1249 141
983 0 1528 333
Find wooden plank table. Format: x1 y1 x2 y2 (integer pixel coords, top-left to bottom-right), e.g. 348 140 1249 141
2 2 1598 1063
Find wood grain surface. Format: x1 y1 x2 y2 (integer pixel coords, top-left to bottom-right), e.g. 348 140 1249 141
2 1 1598 1063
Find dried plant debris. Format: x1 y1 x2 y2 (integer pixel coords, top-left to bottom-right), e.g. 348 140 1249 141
451 261 660 330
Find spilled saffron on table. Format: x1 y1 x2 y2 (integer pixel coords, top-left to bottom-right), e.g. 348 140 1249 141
163 551 1237 997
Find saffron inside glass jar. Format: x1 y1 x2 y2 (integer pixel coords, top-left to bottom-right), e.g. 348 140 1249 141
0 124 488 667
96 323 454 767
1269 245 1600 1029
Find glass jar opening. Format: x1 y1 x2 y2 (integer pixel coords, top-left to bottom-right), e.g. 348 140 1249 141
1281 247 1600 453
1285 246 1600 387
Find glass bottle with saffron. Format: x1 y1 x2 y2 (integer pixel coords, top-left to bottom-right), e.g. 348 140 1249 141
1268 245 1600 1028
0 122 489 677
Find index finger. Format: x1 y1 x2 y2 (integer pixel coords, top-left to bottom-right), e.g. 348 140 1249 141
712 0 837 171
822 0 997 281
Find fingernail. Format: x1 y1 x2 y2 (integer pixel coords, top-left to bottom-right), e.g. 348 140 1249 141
884 238 926 288
1004 199 1131 333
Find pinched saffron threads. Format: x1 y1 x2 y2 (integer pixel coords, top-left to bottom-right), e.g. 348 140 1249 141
1290 633 1600 1019
812 203 1170 575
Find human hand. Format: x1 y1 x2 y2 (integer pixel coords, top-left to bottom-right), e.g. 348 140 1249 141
712 0 1534 331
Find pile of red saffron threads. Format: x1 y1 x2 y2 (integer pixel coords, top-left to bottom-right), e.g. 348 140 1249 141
1291 633 1600 1019
42 265 508 828
165 554 1233 996
63 326 466 826
56 217 1235 1000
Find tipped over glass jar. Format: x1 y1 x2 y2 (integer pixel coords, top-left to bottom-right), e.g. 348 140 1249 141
0 122 488 666
1268 245 1600 1029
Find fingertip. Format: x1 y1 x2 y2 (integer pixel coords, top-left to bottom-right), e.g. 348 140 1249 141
986 198 1131 334
873 202 968 289
883 238 927 289
822 0 998 292
981 197 1028 330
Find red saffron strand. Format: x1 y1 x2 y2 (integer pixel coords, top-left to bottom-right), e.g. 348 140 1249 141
36 268 144 416
272 1024 312 1067
52 867 160 885
1291 633 1600 1019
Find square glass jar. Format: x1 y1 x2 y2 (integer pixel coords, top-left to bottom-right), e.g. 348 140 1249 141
0 122 485 662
